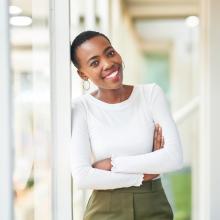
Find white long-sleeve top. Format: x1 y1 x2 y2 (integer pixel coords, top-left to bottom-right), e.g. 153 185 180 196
70 83 183 190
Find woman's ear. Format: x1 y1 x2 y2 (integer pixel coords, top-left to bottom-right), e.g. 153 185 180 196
77 69 88 80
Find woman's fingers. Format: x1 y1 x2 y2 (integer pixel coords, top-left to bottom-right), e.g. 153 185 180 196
157 126 162 147
153 124 164 151
161 136 165 148
153 124 160 150
153 124 159 149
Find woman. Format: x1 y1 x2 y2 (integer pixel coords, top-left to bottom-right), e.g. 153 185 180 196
70 30 183 220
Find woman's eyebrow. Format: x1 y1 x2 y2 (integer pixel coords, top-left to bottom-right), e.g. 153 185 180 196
87 46 113 64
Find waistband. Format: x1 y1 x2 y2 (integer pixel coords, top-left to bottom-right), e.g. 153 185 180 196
95 178 163 193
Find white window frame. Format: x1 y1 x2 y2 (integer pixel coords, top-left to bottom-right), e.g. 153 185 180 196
0 0 13 219
50 0 72 219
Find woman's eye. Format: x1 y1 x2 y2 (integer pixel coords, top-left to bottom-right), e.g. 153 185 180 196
90 60 99 67
108 50 115 57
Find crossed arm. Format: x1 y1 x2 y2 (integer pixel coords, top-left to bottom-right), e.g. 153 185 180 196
92 123 165 182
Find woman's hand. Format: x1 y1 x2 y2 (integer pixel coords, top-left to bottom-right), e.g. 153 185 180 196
92 158 112 171
143 173 160 181
153 123 164 151
143 123 164 181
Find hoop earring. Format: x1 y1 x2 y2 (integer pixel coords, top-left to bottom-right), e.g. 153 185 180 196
83 79 90 90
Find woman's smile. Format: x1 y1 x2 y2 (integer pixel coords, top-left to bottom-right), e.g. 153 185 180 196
104 67 121 82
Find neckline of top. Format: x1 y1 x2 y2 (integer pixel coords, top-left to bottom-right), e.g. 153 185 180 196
84 84 139 109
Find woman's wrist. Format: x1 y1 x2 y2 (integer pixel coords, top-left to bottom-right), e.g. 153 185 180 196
92 158 112 171
143 174 159 181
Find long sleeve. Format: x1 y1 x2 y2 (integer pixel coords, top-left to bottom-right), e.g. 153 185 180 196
111 83 184 174
69 99 144 190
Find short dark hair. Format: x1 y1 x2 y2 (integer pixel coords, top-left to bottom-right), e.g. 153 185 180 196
70 30 111 68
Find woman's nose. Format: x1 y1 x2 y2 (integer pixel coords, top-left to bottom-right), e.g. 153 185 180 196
102 59 113 70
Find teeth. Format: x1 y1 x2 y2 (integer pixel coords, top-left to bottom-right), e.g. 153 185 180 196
106 71 118 79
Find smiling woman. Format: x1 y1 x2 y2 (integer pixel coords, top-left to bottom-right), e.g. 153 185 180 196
69 30 183 220
70 31 130 104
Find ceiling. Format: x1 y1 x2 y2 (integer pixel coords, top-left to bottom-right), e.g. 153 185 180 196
10 0 199 20
122 0 199 49
124 0 199 20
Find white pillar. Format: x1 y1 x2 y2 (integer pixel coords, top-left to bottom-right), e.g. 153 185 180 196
50 0 72 219
198 0 220 219
96 0 110 35
85 0 96 29
207 0 220 218
0 0 13 219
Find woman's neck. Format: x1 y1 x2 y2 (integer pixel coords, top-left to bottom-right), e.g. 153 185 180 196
90 84 133 104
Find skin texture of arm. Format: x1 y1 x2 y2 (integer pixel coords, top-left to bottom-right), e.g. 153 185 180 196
110 84 184 174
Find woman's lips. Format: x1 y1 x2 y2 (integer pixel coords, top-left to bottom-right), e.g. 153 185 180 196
104 70 121 82
103 66 120 78
103 66 122 81
105 70 119 79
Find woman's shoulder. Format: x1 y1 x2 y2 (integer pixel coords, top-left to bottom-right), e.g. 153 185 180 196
71 95 86 109
139 82 159 90
139 82 163 98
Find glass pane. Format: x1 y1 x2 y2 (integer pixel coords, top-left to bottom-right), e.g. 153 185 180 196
10 0 51 219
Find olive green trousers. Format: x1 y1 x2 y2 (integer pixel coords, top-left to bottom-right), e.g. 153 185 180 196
83 178 173 220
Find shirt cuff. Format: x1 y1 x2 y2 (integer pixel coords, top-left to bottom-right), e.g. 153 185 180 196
134 174 144 186
111 155 144 186
110 155 119 172
111 155 126 172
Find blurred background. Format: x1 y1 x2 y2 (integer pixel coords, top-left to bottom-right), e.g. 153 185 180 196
1 0 219 220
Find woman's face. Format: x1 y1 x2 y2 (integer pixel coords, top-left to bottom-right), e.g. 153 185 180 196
76 35 123 90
